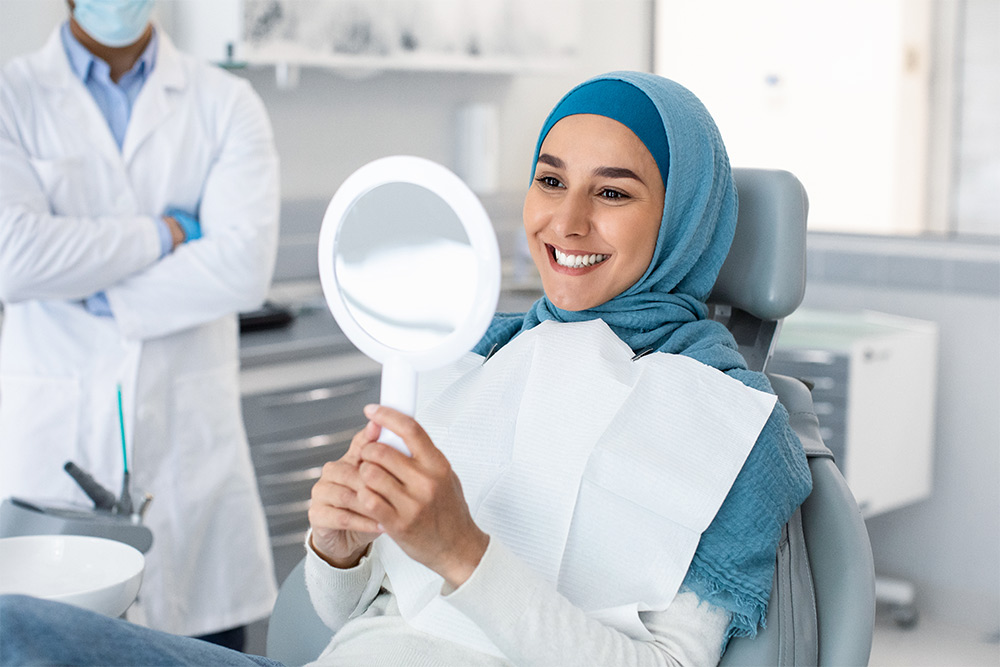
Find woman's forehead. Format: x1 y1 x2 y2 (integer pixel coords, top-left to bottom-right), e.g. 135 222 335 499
543 115 657 165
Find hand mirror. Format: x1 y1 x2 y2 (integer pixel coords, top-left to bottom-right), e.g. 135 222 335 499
318 156 501 454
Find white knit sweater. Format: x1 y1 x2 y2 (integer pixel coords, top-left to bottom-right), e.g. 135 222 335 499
304 537 729 666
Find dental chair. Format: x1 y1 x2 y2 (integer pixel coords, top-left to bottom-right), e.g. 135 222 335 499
712 169 876 666
265 168 876 666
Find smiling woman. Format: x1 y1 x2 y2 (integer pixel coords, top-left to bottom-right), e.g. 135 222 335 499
310 72 812 664
523 114 665 312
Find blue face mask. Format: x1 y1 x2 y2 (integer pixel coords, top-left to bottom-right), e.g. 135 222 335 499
73 0 155 48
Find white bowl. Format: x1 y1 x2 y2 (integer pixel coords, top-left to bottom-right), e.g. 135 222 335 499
0 534 144 617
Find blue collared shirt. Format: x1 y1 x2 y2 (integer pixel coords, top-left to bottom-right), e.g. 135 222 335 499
60 21 158 149
61 22 172 315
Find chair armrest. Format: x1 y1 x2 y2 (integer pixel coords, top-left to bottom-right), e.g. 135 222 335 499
770 373 876 666
267 556 335 666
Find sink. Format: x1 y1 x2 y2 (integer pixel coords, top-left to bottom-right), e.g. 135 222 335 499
0 534 144 617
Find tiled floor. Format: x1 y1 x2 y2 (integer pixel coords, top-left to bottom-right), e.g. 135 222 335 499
869 609 999 667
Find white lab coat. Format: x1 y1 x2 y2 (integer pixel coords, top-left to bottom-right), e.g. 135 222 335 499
0 26 279 635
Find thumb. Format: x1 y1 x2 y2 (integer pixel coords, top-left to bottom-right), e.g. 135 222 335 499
362 404 436 460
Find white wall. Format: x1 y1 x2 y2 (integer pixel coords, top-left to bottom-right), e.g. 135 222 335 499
0 0 64 61
953 0 1000 237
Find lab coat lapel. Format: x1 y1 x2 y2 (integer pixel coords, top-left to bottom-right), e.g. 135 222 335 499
122 29 187 167
35 27 123 169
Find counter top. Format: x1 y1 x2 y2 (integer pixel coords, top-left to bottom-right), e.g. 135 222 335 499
239 304 381 396
240 305 354 370
238 283 544 396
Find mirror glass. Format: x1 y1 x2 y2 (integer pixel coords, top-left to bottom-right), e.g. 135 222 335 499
334 183 477 352
318 155 500 453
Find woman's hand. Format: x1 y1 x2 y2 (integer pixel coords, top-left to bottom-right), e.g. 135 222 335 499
308 420 384 569
354 404 489 589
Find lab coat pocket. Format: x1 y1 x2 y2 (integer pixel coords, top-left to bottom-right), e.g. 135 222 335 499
0 374 81 497
28 156 91 216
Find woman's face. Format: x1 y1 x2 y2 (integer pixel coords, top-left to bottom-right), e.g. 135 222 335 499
523 114 665 312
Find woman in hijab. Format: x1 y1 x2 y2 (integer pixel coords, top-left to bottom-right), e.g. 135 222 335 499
0 72 812 667
304 71 813 665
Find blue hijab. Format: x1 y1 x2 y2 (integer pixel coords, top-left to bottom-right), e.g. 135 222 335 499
474 71 812 643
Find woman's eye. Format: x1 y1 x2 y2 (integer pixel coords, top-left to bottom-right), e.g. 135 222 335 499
600 188 628 200
535 176 563 189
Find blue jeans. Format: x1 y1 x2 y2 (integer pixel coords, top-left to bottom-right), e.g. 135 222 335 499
0 595 284 666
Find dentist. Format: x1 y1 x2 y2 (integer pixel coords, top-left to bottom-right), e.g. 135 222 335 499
0 0 279 650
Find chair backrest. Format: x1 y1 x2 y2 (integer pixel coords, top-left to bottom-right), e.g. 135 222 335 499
266 168 875 667
708 168 809 371
711 168 875 665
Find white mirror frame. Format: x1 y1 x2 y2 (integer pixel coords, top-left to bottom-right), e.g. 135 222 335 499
318 156 501 453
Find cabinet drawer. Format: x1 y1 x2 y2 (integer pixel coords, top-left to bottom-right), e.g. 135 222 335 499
258 466 323 507
243 375 379 442
769 351 851 469
265 499 311 544
250 425 355 474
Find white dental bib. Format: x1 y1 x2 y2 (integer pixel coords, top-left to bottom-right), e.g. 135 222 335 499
374 319 776 656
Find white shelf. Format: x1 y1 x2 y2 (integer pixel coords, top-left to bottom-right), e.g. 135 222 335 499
233 40 574 75
162 1 580 77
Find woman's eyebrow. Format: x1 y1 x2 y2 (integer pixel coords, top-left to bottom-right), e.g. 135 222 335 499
537 153 565 169
538 153 646 185
594 166 645 183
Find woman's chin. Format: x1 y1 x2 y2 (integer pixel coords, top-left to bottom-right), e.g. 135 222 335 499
546 294 600 312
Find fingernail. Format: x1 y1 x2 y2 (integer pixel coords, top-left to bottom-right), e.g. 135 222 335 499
363 404 378 418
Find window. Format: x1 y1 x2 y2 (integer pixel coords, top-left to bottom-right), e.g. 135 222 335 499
654 0 998 238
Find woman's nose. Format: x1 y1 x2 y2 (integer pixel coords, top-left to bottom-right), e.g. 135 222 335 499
549 192 591 237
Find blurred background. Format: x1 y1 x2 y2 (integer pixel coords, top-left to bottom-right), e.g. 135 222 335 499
1 1 996 663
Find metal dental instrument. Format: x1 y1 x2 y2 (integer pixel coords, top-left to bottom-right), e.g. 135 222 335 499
136 493 154 522
63 461 117 511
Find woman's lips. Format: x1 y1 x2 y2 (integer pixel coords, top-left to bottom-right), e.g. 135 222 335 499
547 244 610 273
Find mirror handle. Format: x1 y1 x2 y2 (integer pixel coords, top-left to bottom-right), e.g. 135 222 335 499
379 358 417 456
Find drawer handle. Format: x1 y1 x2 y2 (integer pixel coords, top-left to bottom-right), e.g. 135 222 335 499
265 499 311 518
253 427 356 455
813 401 836 416
779 350 838 365
270 532 309 548
258 466 322 487
259 379 375 408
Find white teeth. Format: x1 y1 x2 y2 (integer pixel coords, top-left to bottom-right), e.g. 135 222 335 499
554 248 609 268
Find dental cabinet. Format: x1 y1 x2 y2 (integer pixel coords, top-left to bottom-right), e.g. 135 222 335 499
769 309 939 518
240 307 380 584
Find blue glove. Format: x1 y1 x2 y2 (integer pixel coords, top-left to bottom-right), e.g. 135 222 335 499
165 209 202 242
84 291 113 317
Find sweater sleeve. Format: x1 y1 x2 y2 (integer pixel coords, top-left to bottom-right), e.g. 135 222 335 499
443 538 730 667
303 534 385 634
